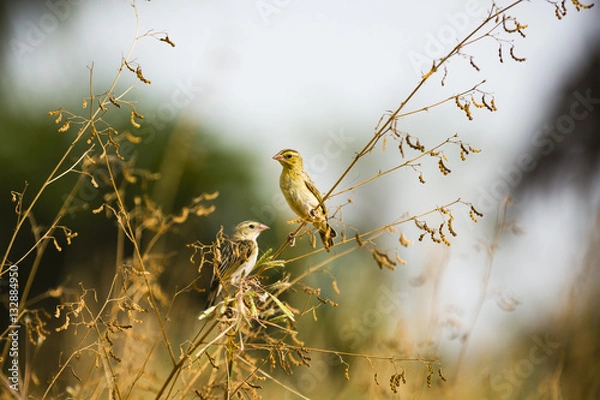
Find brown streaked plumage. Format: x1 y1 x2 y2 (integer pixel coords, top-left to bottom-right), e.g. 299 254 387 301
205 220 269 309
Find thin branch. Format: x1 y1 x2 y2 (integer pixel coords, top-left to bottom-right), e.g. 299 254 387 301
452 197 511 383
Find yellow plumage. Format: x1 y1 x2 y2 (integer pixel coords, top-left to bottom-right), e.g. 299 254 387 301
273 149 337 251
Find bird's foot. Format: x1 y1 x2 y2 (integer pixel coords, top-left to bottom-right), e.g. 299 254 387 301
287 232 296 247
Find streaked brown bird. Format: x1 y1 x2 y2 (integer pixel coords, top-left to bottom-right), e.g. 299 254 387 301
205 220 269 309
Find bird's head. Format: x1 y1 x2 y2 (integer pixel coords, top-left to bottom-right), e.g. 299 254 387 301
273 149 303 170
231 220 269 241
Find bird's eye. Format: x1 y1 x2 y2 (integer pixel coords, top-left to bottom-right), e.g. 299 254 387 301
284 154 292 159
249 224 256 229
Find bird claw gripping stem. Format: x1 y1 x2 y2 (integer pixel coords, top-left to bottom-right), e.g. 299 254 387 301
287 232 296 247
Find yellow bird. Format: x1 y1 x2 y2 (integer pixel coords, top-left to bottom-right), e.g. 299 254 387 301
273 149 337 251
205 220 269 309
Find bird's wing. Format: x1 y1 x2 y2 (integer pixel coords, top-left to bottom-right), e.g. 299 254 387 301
205 239 255 309
216 239 255 281
303 174 328 215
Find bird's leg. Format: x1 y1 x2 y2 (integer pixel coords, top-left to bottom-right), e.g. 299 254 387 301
287 232 296 247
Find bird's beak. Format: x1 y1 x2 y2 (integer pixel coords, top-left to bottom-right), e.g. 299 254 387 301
256 224 269 232
258 224 269 232
272 152 284 162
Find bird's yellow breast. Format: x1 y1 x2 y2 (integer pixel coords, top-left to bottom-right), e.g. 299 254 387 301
279 168 319 218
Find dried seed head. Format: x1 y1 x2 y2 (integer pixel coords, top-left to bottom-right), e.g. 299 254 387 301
481 95 497 112
441 64 448 86
463 102 473 120
438 159 451 175
509 46 527 62
126 132 142 143
470 205 484 217
130 111 141 129
390 374 398 393
287 352 303 367
398 140 405 158
468 209 479 222
135 66 152 84
331 280 340 295
109 97 121 108
58 120 71 133
426 364 434 388
438 368 448 382
372 250 397 271
399 233 413 247
355 233 363 247
554 0 568 19
389 371 406 393
115 147 126 161
438 223 451 246
471 95 486 109
406 135 425 152
455 96 473 120
159 35 176 47
395 254 407 265
172 208 190 224
447 216 458 237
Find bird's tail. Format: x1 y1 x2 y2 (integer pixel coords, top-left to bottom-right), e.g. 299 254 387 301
316 221 337 252
204 279 221 310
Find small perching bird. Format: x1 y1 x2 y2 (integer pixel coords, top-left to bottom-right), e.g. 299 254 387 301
273 149 337 251
205 220 269 309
